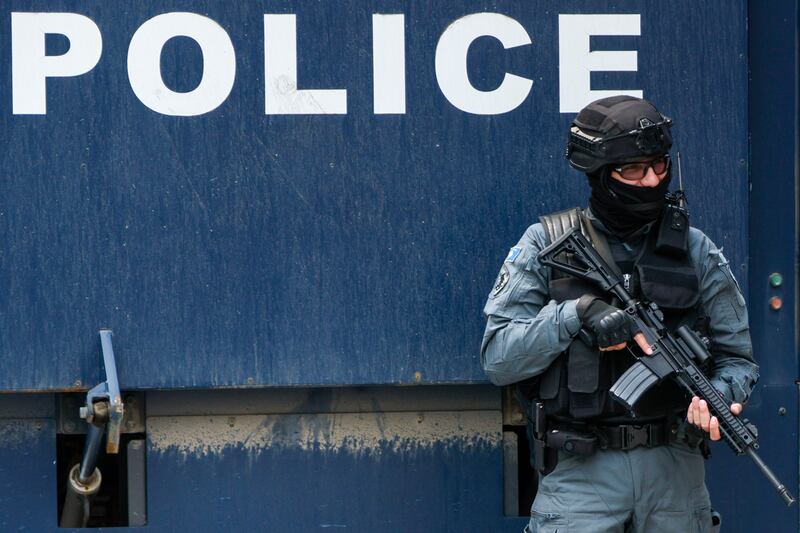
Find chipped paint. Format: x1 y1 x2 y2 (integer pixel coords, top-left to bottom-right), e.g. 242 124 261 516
148 410 500 458
0 420 47 449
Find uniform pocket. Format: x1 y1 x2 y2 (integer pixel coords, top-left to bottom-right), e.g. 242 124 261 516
529 509 567 532
693 506 714 533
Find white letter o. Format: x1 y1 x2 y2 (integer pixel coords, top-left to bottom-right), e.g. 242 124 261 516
128 12 236 116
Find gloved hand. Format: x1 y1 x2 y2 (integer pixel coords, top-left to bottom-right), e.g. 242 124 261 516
576 295 641 351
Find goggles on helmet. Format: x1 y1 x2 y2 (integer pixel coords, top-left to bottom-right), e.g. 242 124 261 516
567 115 673 174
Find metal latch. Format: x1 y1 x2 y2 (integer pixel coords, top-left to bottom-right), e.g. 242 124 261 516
61 329 126 528
79 329 125 453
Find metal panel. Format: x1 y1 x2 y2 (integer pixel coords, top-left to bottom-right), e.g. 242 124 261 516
139 385 529 531
709 1 800 531
0 418 56 531
146 409 529 531
146 385 499 416
503 430 519 516
0 1 748 390
127 439 147 527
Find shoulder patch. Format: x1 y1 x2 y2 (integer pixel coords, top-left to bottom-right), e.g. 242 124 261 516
491 265 511 298
505 247 522 263
709 248 746 307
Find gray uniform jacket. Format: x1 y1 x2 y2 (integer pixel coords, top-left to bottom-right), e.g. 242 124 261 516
480 209 759 406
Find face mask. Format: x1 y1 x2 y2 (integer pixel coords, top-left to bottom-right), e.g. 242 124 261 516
588 168 672 235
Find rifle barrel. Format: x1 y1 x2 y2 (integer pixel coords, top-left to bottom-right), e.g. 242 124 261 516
746 447 796 506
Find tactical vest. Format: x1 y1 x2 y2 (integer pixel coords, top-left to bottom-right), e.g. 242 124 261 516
528 207 706 422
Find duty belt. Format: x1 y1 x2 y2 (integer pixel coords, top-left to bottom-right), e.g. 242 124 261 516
594 422 675 450
530 402 690 477
545 419 677 456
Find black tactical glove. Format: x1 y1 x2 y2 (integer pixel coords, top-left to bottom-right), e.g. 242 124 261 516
576 295 640 349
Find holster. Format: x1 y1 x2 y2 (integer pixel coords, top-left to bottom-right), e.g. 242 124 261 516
531 402 598 476
546 429 598 457
531 402 559 475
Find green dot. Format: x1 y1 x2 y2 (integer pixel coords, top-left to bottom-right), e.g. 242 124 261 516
769 273 783 288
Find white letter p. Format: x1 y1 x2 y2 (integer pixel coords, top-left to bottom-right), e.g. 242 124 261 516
12 12 103 115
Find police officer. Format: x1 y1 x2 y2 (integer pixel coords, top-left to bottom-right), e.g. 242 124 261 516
480 95 759 532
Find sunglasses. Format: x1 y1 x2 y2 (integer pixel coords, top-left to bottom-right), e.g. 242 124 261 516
611 154 671 181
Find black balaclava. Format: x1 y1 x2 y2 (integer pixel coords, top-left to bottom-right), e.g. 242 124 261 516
588 165 671 236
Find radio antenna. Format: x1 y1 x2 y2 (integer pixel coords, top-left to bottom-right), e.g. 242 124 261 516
676 152 686 208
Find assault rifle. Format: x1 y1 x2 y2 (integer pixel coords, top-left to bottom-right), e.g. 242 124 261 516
538 226 795 507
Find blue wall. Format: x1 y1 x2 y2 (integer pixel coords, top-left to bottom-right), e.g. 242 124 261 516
0 1 795 532
0 0 749 390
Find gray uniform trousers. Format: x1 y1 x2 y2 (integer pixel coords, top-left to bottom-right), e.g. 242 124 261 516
525 443 719 533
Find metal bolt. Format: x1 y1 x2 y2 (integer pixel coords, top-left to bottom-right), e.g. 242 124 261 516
228 417 236 427
73 379 82 387
126 419 136 430
64 421 76 432
417 414 424 424
413 371 422 383
778 407 787 416
246 377 255 385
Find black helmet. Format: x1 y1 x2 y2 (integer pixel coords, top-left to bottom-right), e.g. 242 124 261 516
566 95 673 174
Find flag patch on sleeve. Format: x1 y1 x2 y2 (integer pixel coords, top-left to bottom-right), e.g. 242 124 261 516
505 247 522 263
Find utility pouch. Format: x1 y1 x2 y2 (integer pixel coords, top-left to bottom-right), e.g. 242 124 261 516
546 429 598 457
567 338 608 419
637 233 700 310
539 359 569 416
567 338 599 394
